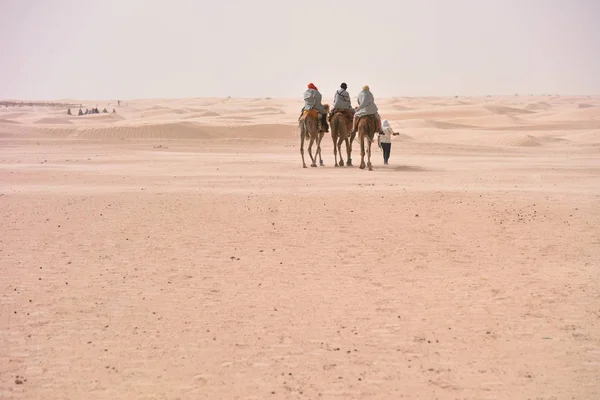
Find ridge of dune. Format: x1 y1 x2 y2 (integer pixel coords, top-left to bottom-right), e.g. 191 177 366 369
445 114 523 127
378 98 402 106
525 102 552 111
496 134 543 147
560 129 600 143
383 105 497 121
487 121 600 131
0 112 29 119
56 114 126 125
223 106 285 115
389 105 414 111
55 121 215 140
217 116 256 121
483 105 535 115
522 104 600 121
85 113 125 121
34 117 74 125
427 120 478 129
536 135 571 144
429 100 474 106
36 121 296 140
0 118 21 124
540 106 600 121
394 119 476 130
181 111 222 118
0 123 43 138
141 108 190 117
405 128 548 148
246 98 283 106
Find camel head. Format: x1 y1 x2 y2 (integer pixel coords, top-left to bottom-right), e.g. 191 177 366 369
324 104 330 113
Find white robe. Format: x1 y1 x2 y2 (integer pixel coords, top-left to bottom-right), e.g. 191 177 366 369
355 90 378 117
332 89 352 110
303 89 326 114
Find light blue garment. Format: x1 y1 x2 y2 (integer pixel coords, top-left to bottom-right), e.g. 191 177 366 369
303 89 326 114
355 90 378 117
332 88 352 110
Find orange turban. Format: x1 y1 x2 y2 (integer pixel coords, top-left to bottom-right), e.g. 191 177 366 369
307 83 318 90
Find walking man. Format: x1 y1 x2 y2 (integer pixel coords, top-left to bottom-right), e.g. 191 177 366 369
378 120 399 164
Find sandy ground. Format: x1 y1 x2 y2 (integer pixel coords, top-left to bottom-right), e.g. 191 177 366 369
1 96 599 399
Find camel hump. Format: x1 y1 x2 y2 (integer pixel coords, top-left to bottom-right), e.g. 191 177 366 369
331 108 355 122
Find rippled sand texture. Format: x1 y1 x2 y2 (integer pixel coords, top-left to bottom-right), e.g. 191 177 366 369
1 95 599 399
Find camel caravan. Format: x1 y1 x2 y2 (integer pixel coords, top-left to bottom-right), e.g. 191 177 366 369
298 82 396 171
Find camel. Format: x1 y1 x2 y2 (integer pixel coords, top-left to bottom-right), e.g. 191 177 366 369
329 110 355 167
357 115 377 170
300 104 329 168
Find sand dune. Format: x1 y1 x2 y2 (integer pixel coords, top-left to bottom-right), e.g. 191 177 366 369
34 117 74 125
533 106 600 121
0 118 21 124
446 114 523 127
561 129 600 143
483 105 535 115
141 108 189 117
0 123 43 138
383 105 498 121
2 96 599 148
525 101 552 111
181 111 222 118
496 133 543 147
0 112 29 119
222 106 285 115
389 104 414 111
42 122 215 140
35 121 296 140
403 127 549 148
216 116 256 121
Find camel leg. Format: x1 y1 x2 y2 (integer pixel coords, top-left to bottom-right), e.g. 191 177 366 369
332 135 339 167
300 129 307 168
317 132 324 166
337 137 345 167
367 136 373 171
348 131 357 166
344 138 352 166
359 135 366 169
308 137 317 167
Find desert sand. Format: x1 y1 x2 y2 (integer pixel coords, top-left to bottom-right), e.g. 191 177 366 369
1 95 599 399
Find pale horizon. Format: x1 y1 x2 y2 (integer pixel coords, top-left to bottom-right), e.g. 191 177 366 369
1 0 599 100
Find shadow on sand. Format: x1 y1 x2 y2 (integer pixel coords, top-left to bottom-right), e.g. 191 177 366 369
379 165 430 172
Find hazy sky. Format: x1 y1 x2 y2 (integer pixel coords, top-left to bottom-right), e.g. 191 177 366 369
1 0 599 100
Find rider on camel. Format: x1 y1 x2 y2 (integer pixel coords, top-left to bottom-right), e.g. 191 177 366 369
351 85 383 135
300 83 329 133
332 82 352 112
330 82 354 127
